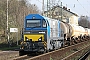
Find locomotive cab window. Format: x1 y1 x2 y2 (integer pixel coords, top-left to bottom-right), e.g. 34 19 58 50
26 20 41 28
43 20 47 27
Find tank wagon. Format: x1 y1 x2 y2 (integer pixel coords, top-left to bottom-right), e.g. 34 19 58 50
19 14 64 56
61 21 90 45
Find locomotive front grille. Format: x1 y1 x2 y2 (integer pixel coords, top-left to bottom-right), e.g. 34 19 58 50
22 34 46 52
24 41 45 52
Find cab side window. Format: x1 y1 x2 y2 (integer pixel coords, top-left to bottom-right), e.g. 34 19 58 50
43 20 46 27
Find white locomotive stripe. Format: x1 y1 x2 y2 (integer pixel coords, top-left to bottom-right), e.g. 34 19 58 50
39 32 45 33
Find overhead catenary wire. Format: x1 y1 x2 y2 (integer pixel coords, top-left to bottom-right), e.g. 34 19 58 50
36 0 64 8
86 0 90 6
77 0 90 16
86 0 90 15
34 0 90 16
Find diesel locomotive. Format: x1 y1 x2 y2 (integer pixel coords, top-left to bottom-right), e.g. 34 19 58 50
19 14 64 56
19 14 90 56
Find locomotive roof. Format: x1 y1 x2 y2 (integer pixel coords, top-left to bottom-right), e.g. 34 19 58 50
25 14 45 19
25 14 59 21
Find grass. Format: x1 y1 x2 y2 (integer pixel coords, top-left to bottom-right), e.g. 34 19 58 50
0 39 21 51
0 41 20 51
0 45 20 51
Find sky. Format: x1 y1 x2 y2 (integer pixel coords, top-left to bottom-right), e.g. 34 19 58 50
27 0 90 17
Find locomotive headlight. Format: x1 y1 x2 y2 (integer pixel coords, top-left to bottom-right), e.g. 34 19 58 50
26 38 29 41
38 37 42 41
38 38 42 41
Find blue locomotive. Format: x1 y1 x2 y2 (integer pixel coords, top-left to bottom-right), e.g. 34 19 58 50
19 14 64 56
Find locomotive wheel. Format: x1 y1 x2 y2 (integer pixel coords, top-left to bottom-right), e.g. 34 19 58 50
19 50 25 56
46 50 49 53
60 40 64 48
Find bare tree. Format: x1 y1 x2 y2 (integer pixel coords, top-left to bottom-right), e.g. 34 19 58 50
0 0 40 42
78 15 90 28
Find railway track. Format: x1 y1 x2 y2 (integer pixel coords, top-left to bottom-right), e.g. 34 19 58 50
12 38 90 60
78 49 90 60
62 42 90 60
11 55 32 60
85 52 90 60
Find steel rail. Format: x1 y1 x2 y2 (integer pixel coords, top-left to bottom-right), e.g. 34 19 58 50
28 40 90 60
12 39 90 60
78 49 90 60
